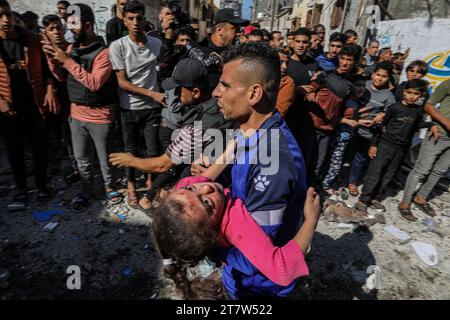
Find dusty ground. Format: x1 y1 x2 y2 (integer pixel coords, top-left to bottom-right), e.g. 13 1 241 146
1 140 449 300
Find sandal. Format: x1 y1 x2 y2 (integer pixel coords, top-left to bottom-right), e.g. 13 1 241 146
7 193 28 211
398 206 418 221
348 184 359 197
127 191 139 208
413 201 436 217
106 190 123 205
71 194 92 212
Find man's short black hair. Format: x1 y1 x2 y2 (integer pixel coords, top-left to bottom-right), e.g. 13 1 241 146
293 27 311 39
374 61 393 74
406 60 429 75
71 3 95 25
22 11 38 21
249 29 264 38
310 30 318 36
174 25 195 39
260 28 271 40
124 0 145 15
222 42 281 108
379 47 392 56
0 0 10 8
271 30 281 36
329 32 346 44
287 31 295 37
57 1 71 8
339 44 360 60
42 14 62 27
405 79 428 94
344 29 358 38
313 24 325 31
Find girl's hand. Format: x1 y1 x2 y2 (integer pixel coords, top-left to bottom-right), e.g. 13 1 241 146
304 187 320 224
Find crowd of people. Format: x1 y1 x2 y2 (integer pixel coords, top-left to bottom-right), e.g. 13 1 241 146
1 0 450 300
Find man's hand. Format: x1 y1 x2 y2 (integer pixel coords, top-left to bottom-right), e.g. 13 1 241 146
429 125 441 143
51 45 70 64
303 187 320 224
373 112 385 124
44 87 60 114
149 91 167 107
358 119 374 127
0 99 16 116
109 152 135 168
297 85 314 95
191 156 210 176
305 92 316 103
368 146 378 159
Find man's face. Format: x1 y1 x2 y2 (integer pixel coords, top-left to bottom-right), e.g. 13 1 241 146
57 4 68 19
45 21 65 45
219 22 237 47
367 42 379 56
117 0 127 17
337 54 355 74
67 14 86 42
124 11 145 35
292 34 310 57
170 182 225 228
0 6 13 33
315 26 325 41
247 34 262 42
213 60 254 122
287 35 294 48
380 49 393 62
175 34 192 46
347 35 358 44
403 88 423 105
310 34 321 50
279 53 288 77
371 69 390 88
328 40 343 59
407 67 425 80
271 32 283 48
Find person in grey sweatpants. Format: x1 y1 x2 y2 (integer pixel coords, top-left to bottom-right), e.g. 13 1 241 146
69 117 114 196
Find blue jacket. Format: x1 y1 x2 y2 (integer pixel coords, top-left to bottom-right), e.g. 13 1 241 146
217 113 307 299
316 54 338 71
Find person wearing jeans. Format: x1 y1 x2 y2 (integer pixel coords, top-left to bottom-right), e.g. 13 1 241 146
398 79 450 221
109 1 164 208
44 3 122 210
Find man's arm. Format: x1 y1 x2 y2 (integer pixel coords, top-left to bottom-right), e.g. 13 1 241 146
425 103 450 132
115 69 166 105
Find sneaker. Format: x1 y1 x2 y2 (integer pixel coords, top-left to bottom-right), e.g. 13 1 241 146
371 200 386 212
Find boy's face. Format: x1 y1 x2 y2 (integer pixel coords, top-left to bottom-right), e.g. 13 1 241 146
287 35 294 48
180 86 200 106
292 34 310 57
337 54 355 74
124 11 145 35
407 67 425 80
310 34 321 50
403 88 423 105
175 34 192 46
328 40 343 59
371 69 390 88
0 6 13 33
367 42 379 56
57 4 68 19
45 21 65 45
170 182 226 228
279 52 288 76
271 32 283 48
346 35 358 44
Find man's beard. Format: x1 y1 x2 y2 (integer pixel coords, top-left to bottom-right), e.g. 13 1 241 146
74 29 87 43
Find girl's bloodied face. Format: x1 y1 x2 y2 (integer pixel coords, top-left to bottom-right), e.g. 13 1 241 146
169 182 226 228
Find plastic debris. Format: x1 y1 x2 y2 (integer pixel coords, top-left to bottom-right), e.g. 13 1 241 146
411 241 438 266
118 229 124 234
43 222 59 231
32 209 64 222
422 218 443 237
337 223 354 230
384 226 411 242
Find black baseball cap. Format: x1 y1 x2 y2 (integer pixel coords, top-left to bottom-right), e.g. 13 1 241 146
213 8 249 26
162 58 208 91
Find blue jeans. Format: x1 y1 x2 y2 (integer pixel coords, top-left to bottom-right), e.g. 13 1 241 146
349 135 371 185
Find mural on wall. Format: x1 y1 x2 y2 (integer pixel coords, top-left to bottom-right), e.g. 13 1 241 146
10 0 113 38
377 18 450 93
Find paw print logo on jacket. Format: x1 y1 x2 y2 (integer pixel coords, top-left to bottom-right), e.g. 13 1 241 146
254 175 270 192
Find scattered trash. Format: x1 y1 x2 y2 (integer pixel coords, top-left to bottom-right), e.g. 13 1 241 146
339 188 350 200
118 229 124 234
442 209 450 217
384 226 411 242
121 266 133 277
337 223 354 230
411 241 439 266
422 218 444 237
186 258 217 281
150 293 158 299
32 209 64 222
43 222 59 231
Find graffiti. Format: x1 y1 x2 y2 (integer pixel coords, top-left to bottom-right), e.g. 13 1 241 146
423 50 450 92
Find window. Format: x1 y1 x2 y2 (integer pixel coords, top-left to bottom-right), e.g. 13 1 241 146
330 0 346 29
